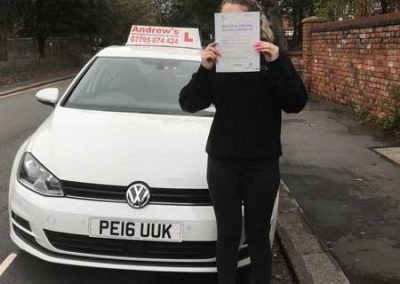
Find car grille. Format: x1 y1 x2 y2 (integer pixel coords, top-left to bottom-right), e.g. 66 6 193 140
45 230 216 260
61 180 212 205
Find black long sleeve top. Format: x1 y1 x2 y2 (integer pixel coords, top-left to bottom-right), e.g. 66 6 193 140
178 50 308 160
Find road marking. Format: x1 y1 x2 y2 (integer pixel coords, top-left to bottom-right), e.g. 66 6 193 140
0 253 17 277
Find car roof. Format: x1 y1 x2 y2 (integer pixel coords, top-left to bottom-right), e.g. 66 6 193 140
96 45 201 61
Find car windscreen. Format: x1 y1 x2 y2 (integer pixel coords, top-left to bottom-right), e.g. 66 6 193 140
63 57 215 116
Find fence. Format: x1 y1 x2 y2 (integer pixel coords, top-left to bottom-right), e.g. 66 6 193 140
4 37 90 61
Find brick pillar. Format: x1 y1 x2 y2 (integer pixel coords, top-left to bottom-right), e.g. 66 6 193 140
302 16 321 93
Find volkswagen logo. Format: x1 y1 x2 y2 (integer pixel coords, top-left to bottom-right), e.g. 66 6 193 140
126 182 151 208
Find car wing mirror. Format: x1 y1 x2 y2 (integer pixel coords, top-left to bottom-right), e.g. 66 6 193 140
35 88 59 107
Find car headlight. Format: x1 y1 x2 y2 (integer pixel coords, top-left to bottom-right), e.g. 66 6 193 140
18 153 64 196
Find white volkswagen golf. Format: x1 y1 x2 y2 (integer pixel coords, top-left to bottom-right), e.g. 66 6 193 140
8 26 279 273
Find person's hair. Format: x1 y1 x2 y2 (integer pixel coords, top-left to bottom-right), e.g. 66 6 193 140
220 0 275 43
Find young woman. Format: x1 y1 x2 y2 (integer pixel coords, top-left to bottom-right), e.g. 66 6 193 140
179 1 308 283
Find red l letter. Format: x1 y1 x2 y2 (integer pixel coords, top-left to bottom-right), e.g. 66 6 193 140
184 32 193 43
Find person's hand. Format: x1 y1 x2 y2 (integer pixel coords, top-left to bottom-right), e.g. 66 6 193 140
254 41 279 62
201 42 222 70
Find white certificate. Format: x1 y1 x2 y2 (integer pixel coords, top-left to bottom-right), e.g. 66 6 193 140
215 12 260 73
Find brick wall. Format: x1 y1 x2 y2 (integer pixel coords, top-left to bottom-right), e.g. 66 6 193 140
302 13 400 119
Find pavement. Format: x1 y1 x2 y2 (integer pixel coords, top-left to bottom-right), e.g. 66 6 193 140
277 182 350 284
0 74 76 97
281 99 400 284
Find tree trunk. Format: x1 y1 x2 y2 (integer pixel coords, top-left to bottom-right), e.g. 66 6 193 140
35 0 46 58
0 36 7 61
261 0 287 50
291 10 299 49
380 0 388 13
0 0 10 61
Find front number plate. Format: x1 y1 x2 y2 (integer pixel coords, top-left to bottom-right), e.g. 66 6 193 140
89 218 183 242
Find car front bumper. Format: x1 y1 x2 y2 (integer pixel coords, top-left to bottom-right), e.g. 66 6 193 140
9 179 257 273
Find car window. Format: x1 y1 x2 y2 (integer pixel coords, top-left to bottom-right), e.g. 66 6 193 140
63 57 215 116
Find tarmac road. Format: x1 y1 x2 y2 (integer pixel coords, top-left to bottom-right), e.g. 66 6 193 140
0 80 297 284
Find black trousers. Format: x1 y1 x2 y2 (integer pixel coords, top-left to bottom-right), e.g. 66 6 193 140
206 154 280 284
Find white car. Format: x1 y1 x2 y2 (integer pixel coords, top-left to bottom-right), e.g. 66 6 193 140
8 31 279 273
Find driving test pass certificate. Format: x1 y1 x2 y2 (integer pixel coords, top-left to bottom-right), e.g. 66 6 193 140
214 11 260 73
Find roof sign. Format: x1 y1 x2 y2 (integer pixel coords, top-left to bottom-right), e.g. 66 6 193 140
126 25 201 50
